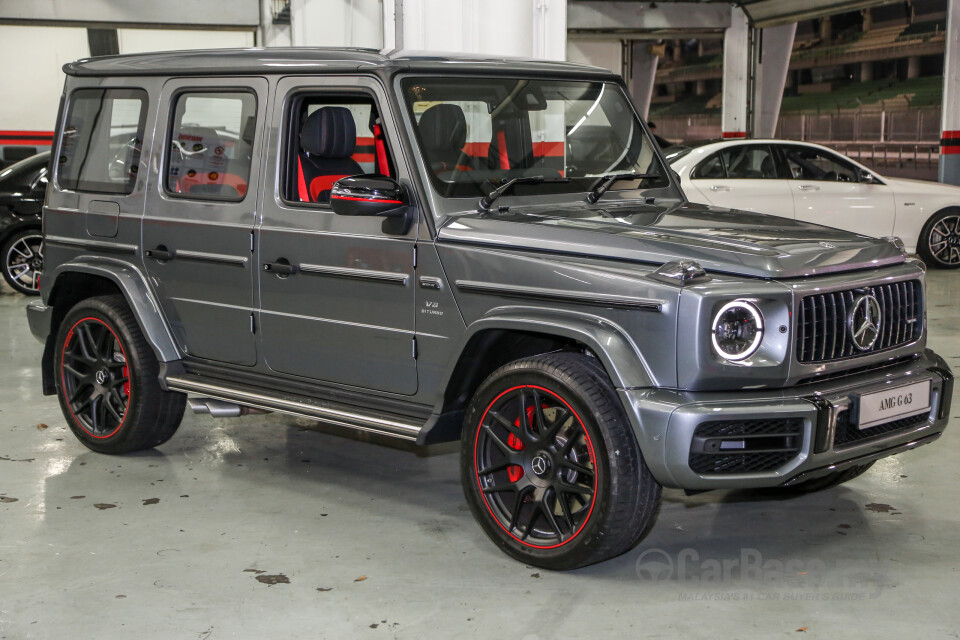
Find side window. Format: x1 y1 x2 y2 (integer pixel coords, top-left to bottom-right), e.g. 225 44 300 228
58 88 147 194
166 91 257 201
782 146 858 182
691 152 725 179
285 95 394 205
720 145 778 179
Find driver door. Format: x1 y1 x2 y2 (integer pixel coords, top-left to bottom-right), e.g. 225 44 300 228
256 76 418 395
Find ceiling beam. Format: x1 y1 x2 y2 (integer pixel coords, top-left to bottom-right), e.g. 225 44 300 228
568 2 733 32
742 0 901 28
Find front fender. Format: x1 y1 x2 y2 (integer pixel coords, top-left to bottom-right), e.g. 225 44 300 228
450 305 658 390
47 257 181 362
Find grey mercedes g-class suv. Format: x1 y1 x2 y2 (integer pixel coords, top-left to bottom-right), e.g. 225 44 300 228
27 48 952 570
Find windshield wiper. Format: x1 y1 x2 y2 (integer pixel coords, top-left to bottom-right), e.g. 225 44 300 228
478 176 570 213
586 172 661 204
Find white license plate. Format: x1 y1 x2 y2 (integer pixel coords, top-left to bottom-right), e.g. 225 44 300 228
856 380 931 430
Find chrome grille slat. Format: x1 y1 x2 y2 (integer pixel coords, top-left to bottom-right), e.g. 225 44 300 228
796 280 922 363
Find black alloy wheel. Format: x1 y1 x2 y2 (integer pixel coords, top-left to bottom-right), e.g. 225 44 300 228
473 384 598 548
59 316 131 439
54 295 186 454
461 353 662 570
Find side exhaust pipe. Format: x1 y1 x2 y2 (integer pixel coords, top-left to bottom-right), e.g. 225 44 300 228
188 397 270 418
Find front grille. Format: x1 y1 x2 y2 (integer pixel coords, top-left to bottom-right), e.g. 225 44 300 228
689 418 804 474
796 280 922 364
833 410 929 448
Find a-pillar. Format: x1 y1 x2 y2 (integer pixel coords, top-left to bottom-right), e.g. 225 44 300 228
721 6 750 139
389 0 567 60
940 0 960 185
628 41 659 119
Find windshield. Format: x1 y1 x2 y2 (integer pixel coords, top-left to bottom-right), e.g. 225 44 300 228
401 77 669 199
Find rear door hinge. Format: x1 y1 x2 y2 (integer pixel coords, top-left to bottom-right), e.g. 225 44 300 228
250 231 255 253
412 244 418 269
250 312 256 334
412 335 418 359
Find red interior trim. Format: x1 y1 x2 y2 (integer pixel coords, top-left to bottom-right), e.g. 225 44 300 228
297 157 309 201
373 123 392 178
497 130 509 170
309 174 349 202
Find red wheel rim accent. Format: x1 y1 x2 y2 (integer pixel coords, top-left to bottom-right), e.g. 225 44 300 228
59 317 131 439
474 385 598 549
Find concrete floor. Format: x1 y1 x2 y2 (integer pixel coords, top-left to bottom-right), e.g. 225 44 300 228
0 272 958 640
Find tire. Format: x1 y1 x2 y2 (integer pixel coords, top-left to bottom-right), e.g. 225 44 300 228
460 352 661 570
774 462 875 495
1 228 43 295
53 295 186 454
917 209 960 269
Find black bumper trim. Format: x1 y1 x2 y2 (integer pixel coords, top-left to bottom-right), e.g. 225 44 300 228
781 432 942 486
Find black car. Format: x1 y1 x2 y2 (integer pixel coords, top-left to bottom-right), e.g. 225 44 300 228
0 151 47 295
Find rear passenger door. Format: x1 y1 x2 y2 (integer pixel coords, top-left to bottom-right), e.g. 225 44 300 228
687 144 795 218
257 76 418 395
142 77 268 366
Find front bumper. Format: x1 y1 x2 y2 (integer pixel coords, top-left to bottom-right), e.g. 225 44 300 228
620 349 953 490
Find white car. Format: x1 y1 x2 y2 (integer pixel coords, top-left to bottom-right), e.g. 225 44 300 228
666 139 960 268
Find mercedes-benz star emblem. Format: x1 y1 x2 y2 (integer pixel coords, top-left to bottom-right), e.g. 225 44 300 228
849 294 882 351
531 454 551 477
95 369 108 385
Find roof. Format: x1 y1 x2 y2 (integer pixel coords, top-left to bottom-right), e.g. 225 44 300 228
63 47 619 79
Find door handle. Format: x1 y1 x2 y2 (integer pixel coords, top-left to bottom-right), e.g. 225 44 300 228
146 246 175 261
710 185 731 191
263 260 298 276
798 184 821 191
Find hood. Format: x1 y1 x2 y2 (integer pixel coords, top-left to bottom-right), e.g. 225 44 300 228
436 200 905 279
882 175 960 197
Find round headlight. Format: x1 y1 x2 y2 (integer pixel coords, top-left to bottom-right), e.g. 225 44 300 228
711 300 764 361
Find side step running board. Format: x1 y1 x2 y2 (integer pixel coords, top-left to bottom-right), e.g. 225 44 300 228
166 374 424 442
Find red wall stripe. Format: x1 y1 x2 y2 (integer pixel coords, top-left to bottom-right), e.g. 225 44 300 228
721 131 748 139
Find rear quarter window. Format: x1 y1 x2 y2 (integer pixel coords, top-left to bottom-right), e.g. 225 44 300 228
57 88 147 194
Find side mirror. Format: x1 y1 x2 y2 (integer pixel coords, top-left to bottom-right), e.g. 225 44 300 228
860 170 877 184
331 175 408 217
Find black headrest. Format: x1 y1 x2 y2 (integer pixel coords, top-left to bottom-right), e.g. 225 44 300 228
418 104 467 154
300 106 356 158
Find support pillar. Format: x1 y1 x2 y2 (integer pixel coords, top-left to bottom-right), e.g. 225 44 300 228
907 56 921 79
753 22 796 139
721 6 750 139
861 61 874 82
819 16 831 41
290 0 383 47
393 0 566 60
628 41 659 119
940 0 960 185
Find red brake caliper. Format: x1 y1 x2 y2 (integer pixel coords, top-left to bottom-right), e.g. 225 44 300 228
506 405 544 483
122 366 130 397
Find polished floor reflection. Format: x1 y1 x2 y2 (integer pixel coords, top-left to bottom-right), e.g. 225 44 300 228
1 271 958 639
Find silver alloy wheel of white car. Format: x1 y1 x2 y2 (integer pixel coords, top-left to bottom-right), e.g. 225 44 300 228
924 213 960 267
2 230 44 295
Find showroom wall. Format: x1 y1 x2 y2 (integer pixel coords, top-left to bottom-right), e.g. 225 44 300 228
0 25 255 157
